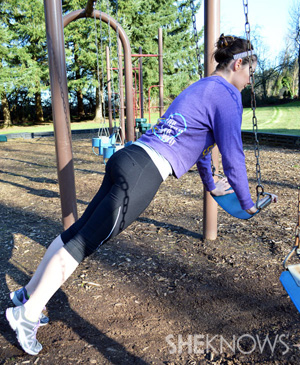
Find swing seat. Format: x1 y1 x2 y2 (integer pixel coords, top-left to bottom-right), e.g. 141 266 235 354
280 267 300 313
92 137 101 155
92 136 110 155
211 190 255 220
92 137 101 147
135 118 147 128
103 146 116 164
109 133 116 145
93 136 116 156
139 123 151 134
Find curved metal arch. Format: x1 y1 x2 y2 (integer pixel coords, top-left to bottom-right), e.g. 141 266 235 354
63 9 134 142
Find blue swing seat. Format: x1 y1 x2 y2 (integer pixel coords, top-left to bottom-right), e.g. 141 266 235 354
280 270 300 313
211 190 255 220
92 133 117 156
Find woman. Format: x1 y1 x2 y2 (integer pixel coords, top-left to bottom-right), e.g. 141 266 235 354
5 34 277 355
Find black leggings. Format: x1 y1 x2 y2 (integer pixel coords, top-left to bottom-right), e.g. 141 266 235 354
61 145 163 263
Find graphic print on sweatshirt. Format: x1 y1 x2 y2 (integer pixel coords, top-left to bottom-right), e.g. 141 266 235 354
152 113 187 146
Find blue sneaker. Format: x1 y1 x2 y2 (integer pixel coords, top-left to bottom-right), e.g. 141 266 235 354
6 305 42 355
10 287 30 306
10 287 49 326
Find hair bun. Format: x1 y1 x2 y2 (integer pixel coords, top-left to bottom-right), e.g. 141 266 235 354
213 34 256 70
217 34 236 49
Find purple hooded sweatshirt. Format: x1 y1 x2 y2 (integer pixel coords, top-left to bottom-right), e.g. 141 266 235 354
138 75 254 210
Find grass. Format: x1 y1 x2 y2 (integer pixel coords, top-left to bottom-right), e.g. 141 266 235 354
0 112 162 135
242 100 300 136
1 103 299 136
0 120 104 135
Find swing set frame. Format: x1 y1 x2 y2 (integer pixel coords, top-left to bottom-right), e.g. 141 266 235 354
44 0 247 239
44 0 135 229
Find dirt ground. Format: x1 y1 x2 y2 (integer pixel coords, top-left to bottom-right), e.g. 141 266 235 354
0 134 300 365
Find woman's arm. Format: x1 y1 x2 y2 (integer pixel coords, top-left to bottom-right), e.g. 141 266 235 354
197 156 235 197
196 153 216 192
211 101 254 210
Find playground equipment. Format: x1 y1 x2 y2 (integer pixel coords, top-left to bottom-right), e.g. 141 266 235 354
92 2 163 157
280 195 300 311
44 0 134 228
191 0 272 222
191 0 220 239
91 1 123 158
129 33 164 136
44 0 245 234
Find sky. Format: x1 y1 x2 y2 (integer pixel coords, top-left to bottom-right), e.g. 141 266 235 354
196 0 295 60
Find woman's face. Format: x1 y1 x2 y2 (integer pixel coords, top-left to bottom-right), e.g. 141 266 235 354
233 60 257 92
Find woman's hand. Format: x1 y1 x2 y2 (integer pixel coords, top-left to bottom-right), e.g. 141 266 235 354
210 178 234 197
246 205 257 215
246 194 278 215
270 194 278 203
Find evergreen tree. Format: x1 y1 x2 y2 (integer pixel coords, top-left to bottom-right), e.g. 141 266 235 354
1 0 203 124
63 0 98 119
9 0 48 122
112 0 203 98
0 21 13 126
62 0 203 118
1 0 48 124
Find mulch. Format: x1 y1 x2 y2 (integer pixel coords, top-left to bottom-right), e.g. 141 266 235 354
0 134 300 364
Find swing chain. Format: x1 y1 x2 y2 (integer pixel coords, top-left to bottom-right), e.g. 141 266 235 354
94 0 109 137
93 2 103 136
115 0 122 143
190 0 203 79
106 0 116 124
243 0 264 205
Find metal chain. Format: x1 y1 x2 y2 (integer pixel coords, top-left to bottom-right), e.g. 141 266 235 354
106 0 117 127
93 0 109 136
93 2 103 136
115 0 122 142
101 4 109 135
243 0 263 197
190 0 203 79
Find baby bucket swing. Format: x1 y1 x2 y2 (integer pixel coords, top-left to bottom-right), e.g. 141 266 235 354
92 0 124 163
280 194 300 312
190 0 273 220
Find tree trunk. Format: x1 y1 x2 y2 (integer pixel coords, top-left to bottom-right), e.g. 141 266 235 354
94 86 102 122
1 92 12 127
76 89 85 118
262 77 267 100
74 49 85 119
35 91 44 123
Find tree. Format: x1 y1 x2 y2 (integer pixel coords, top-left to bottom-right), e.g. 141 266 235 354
62 0 203 119
116 0 202 98
63 0 96 119
276 42 298 98
9 0 48 122
1 0 203 125
0 8 15 127
288 0 300 98
0 28 13 127
0 0 48 124
243 28 285 102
